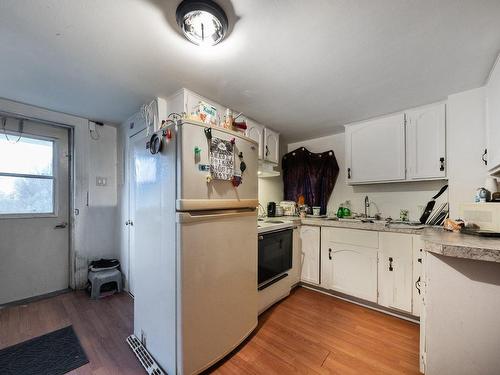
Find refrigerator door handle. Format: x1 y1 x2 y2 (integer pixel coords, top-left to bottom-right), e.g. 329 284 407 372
177 209 256 223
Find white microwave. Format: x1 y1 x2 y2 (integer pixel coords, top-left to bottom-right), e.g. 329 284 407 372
459 203 500 232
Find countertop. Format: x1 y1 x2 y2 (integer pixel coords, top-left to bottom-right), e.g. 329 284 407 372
422 229 500 263
294 216 500 263
301 217 427 235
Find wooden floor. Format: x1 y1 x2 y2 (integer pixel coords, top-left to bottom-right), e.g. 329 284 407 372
0 287 420 374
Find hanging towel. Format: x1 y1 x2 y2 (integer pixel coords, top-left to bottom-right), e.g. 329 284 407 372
282 147 339 215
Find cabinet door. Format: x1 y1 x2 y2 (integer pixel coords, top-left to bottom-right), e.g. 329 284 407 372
320 228 335 289
264 128 280 164
290 227 302 286
330 244 378 302
345 113 406 183
245 120 264 159
487 58 500 172
299 226 320 285
412 235 424 317
378 233 413 312
406 103 446 180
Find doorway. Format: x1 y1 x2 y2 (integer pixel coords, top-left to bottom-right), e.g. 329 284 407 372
127 128 147 296
0 117 70 305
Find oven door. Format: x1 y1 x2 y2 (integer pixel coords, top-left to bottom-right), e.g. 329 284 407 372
258 229 293 285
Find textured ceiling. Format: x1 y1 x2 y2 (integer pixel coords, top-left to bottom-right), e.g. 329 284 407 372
0 0 499 141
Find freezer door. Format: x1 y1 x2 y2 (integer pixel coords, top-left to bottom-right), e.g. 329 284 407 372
177 121 258 211
177 209 258 374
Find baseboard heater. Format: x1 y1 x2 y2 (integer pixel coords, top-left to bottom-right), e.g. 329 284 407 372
126 335 165 375
258 273 288 291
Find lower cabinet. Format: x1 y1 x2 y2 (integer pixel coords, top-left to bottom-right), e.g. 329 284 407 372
412 235 424 317
321 228 378 303
311 226 422 317
299 226 320 285
378 233 413 313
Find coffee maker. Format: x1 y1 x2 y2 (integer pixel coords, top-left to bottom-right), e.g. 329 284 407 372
267 202 276 217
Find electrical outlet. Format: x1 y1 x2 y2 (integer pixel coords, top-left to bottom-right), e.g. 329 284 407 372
96 176 108 186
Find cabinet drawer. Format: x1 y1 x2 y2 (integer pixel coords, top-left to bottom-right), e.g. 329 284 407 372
322 227 378 248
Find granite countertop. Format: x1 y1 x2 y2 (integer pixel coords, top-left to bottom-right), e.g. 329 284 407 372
422 229 500 263
300 217 427 235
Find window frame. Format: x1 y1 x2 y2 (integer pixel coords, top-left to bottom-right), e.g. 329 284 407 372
0 131 59 219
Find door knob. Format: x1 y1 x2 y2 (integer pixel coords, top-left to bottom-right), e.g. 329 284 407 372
54 222 68 229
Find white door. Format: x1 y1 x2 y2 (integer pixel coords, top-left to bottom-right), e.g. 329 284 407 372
378 233 413 312
127 128 147 295
0 119 69 304
406 103 446 180
346 113 406 183
264 128 279 164
299 225 320 284
245 119 264 159
331 244 378 302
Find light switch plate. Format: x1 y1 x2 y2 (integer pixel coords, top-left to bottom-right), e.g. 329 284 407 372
96 176 108 186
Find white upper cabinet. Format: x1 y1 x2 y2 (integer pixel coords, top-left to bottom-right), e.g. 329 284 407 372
345 101 447 184
264 128 280 164
245 120 264 159
406 103 446 180
486 56 500 174
345 113 406 184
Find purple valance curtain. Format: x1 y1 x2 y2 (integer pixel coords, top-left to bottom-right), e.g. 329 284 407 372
282 147 339 215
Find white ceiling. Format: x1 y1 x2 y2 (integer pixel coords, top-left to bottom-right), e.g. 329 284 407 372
1 0 499 141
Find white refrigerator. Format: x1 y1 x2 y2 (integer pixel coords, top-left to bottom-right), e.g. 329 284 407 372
133 120 258 375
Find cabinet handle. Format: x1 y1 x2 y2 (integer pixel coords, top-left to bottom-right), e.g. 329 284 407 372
439 157 445 171
482 149 488 166
347 168 351 179
388 257 394 271
415 276 421 295
328 248 332 260
265 145 269 157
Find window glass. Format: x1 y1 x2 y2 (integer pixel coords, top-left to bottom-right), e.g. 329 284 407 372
0 176 54 214
0 136 53 176
0 134 55 215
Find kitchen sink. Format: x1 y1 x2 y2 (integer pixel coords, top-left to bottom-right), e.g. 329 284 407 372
265 220 285 224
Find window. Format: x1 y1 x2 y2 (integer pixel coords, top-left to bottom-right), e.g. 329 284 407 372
0 134 55 215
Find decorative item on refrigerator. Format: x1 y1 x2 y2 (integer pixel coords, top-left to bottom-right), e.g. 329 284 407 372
210 137 234 180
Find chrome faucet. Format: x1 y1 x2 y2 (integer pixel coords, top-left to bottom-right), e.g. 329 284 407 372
364 195 370 218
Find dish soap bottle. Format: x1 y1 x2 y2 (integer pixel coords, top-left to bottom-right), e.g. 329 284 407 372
337 204 344 218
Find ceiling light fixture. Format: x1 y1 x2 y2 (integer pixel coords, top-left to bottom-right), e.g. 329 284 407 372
176 0 228 46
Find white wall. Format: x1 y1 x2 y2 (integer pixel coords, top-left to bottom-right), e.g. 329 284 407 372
287 88 487 221
0 97 119 289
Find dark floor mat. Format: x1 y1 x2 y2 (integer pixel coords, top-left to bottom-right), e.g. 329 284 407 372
0 325 89 375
